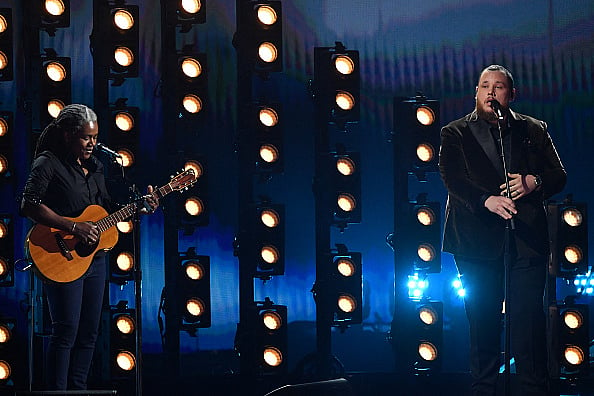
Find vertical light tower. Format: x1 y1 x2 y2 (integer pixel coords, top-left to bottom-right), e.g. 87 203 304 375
310 42 361 379
546 197 589 386
234 0 288 377
160 0 208 387
391 94 443 374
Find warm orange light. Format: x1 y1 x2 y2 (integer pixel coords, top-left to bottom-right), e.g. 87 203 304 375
181 57 202 78
116 252 134 272
261 245 280 264
186 298 205 317
181 0 201 14
337 193 356 212
184 197 204 216
184 261 204 281
260 209 280 228
182 94 203 114
114 47 134 68
418 342 438 361
263 347 283 367
336 258 356 277
334 55 355 75
416 106 435 126
417 244 436 262
116 221 133 234
115 149 135 167
116 351 136 371
47 100 65 119
113 9 135 30
259 107 279 127
115 314 135 335
45 0 66 16
335 91 355 111
419 306 438 325
562 208 583 227
45 61 67 82
336 157 355 176
259 144 280 163
337 294 357 313
258 42 278 63
416 206 436 226
256 5 278 26
262 311 283 331
114 111 135 132
0 118 7 137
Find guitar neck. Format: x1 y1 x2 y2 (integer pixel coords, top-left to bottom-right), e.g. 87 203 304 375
94 183 174 233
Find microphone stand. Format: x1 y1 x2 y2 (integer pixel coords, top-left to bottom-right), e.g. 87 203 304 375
494 105 514 396
130 185 145 396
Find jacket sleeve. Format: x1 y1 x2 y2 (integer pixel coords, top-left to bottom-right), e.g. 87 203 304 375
439 124 495 214
531 121 566 200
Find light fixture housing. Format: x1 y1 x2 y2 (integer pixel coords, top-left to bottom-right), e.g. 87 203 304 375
0 9 13 81
548 200 588 278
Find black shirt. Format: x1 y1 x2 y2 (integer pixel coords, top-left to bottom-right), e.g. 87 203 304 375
22 151 111 217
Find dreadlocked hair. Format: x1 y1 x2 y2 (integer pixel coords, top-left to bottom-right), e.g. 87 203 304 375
34 104 97 158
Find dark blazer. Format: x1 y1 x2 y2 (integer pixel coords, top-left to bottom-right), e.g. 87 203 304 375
439 109 566 259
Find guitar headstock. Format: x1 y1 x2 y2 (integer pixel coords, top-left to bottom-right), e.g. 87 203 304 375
169 169 197 191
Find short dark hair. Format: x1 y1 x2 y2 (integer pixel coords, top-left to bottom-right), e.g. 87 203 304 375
35 104 97 158
480 64 515 91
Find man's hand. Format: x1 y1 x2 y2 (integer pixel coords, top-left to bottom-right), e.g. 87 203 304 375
485 195 517 220
499 173 537 200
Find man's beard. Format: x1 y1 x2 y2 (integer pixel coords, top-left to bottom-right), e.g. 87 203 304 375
476 103 498 122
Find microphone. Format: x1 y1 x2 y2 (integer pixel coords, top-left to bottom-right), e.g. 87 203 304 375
490 99 503 119
96 143 121 158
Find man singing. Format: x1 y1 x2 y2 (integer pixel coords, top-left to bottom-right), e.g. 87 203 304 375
439 65 566 395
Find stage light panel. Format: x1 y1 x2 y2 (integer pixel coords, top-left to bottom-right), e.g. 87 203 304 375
409 199 441 274
110 305 137 379
331 250 362 325
393 96 440 179
548 201 588 278
177 52 207 117
557 303 589 377
314 44 360 126
237 1 283 73
0 214 13 287
328 152 361 226
178 254 211 330
40 55 71 126
249 203 285 278
108 5 139 78
41 0 70 34
0 9 13 81
0 112 12 180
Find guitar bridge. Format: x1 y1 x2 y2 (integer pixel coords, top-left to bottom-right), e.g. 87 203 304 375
55 233 74 261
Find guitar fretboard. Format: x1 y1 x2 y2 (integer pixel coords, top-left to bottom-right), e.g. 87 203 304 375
94 183 173 233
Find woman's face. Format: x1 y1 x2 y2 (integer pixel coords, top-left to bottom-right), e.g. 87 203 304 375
67 121 98 162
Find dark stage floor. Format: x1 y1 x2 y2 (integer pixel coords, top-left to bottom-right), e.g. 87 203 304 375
8 372 594 396
138 372 594 396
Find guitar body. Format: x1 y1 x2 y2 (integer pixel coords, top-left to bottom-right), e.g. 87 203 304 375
23 168 197 283
25 205 119 283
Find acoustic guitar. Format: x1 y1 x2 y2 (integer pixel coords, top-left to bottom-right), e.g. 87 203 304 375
24 169 196 283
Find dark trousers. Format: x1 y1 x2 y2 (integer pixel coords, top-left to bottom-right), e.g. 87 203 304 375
44 255 106 390
455 253 549 396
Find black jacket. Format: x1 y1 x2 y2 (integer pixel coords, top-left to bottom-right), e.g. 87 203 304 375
439 109 566 259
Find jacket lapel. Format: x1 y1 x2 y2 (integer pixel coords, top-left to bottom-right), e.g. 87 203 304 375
466 113 505 178
508 113 528 173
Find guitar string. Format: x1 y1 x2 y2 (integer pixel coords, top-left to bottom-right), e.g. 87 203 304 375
94 184 173 232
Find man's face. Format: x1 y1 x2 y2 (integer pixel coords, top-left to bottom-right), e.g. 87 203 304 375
475 70 515 122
